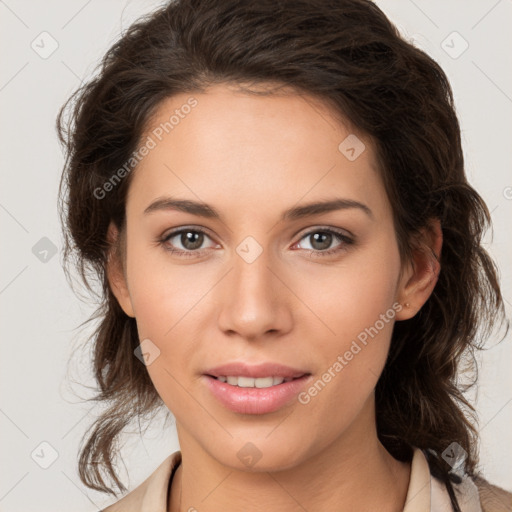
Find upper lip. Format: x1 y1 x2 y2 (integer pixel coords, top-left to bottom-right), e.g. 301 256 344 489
204 362 310 379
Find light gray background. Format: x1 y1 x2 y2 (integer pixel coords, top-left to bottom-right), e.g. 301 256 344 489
0 1 511 511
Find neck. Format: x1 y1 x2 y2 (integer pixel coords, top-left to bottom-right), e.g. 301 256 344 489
169 407 411 512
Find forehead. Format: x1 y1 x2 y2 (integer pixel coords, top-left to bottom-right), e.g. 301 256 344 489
126 83 388 220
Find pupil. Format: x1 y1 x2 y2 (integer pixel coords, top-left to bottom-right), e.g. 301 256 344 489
182 231 203 250
312 232 331 250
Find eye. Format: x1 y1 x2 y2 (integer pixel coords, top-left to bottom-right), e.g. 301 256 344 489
159 227 217 257
294 228 354 257
158 226 354 258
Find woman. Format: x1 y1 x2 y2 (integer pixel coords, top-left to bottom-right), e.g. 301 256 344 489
57 0 511 510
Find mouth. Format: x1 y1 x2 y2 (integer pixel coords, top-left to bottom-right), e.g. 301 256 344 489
205 374 308 388
202 371 312 415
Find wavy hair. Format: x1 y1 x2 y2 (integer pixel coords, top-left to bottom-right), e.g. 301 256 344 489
56 0 507 508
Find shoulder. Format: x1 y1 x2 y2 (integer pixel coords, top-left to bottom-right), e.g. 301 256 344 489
100 451 182 512
472 475 512 512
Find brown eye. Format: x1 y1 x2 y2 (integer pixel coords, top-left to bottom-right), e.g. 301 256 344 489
175 230 204 251
295 228 354 257
160 228 216 256
306 232 334 251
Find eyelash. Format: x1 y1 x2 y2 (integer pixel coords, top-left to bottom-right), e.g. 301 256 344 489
158 226 354 258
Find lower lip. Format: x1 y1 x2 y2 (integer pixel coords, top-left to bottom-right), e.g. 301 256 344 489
203 374 312 415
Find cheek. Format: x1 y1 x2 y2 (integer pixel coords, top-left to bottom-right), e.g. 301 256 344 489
126 232 205 336
128 264 204 415
299 232 401 351
295 235 401 409
123 237 200 380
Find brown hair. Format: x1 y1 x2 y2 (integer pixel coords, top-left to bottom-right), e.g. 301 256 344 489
56 0 507 508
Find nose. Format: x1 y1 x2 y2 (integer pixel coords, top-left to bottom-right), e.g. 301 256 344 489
216 246 293 341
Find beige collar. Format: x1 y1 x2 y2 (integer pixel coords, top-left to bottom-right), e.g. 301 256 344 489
404 448 482 512
102 447 482 511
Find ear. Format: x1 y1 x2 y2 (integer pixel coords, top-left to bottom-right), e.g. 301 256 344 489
394 218 442 321
106 221 135 318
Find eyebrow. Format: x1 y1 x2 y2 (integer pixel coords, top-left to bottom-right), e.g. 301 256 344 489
143 197 373 221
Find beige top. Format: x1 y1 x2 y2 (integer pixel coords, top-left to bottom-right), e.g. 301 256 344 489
100 448 498 511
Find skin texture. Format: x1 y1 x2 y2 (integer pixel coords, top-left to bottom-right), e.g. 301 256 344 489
107 83 442 512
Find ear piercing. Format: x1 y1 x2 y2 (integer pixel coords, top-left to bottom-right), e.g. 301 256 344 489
403 302 410 308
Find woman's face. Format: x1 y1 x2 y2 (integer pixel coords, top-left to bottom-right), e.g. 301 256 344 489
110 83 417 470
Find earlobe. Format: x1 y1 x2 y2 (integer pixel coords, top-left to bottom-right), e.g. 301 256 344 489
106 222 135 318
395 218 442 321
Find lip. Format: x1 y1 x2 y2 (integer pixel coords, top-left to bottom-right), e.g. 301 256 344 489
202 362 312 415
204 362 309 379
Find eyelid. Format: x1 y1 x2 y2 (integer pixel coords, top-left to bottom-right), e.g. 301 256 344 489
161 224 353 242
161 225 216 240
294 224 355 240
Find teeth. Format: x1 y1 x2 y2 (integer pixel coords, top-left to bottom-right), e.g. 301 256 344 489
215 376 295 388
